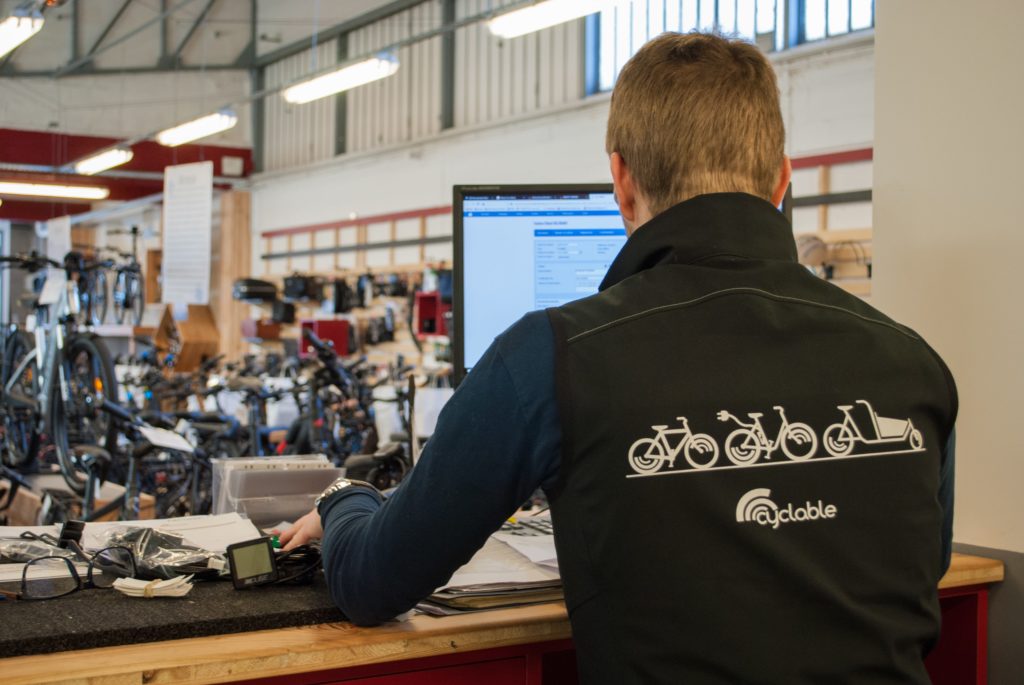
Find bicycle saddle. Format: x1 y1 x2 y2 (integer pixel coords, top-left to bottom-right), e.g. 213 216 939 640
748 412 764 419
227 376 263 392
837 405 853 410
373 442 404 462
651 425 668 430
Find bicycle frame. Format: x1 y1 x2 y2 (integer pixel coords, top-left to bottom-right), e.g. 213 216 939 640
4 280 76 437
651 424 693 462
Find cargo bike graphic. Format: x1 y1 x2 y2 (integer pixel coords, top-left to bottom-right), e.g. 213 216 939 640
823 399 924 456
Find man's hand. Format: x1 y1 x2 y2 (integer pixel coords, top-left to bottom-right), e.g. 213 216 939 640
277 507 324 551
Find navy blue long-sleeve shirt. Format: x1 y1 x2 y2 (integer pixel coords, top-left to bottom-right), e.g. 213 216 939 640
320 311 956 625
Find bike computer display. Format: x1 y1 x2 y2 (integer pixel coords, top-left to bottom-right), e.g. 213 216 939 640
227 537 279 589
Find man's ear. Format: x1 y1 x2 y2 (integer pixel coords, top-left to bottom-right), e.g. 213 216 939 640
610 152 638 228
770 155 792 208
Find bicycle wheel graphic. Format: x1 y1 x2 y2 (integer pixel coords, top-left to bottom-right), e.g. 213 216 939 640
684 433 719 470
628 438 665 474
725 429 763 466
823 424 855 456
781 422 818 461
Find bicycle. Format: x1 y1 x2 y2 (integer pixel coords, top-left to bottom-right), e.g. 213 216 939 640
66 252 113 327
823 400 923 456
716 406 818 466
104 226 145 326
0 253 119 494
627 416 719 474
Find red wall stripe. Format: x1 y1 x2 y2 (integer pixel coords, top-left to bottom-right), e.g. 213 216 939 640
261 205 453 238
790 147 873 170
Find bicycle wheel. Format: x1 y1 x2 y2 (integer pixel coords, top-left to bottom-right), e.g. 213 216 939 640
92 271 108 326
781 422 818 461
129 273 145 326
50 334 120 494
627 438 665 474
724 429 763 466
2 330 39 468
823 424 855 457
113 271 128 324
683 433 720 470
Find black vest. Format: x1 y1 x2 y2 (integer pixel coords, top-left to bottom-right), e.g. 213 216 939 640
545 193 957 684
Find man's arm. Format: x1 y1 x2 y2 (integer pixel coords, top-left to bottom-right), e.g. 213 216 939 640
939 426 955 575
316 312 560 625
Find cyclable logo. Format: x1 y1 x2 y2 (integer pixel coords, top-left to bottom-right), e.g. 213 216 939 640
736 488 838 530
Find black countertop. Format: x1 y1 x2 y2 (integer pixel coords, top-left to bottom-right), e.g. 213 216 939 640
0 575 345 658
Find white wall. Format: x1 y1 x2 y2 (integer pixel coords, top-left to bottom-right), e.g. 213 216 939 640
253 34 876 243
873 1 1024 554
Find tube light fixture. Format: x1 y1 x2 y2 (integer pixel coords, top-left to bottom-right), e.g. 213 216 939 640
282 55 400 104
73 147 134 176
156 109 238 147
0 12 44 59
488 0 611 39
0 181 109 201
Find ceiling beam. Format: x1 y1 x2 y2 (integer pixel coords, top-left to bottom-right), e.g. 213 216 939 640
253 0 424 68
161 0 217 68
85 0 134 62
53 0 200 77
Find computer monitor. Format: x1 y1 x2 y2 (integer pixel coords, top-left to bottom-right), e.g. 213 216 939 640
453 184 625 384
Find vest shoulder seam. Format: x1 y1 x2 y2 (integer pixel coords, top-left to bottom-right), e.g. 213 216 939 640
565 287 921 344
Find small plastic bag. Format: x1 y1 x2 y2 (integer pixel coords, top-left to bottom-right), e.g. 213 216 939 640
98 527 225 580
0 539 76 563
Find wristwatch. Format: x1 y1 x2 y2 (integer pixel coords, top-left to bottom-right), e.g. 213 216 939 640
314 477 379 513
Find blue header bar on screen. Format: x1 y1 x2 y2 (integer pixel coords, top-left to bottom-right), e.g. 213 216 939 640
534 229 627 236
465 210 622 217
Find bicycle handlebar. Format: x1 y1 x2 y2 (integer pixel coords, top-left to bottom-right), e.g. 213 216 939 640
0 253 62 271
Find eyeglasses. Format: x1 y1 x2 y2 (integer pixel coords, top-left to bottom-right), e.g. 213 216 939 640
0 545 137 601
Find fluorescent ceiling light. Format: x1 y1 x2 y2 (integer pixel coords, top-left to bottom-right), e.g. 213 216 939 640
73 147 134 176
282 55 400 104
0 181 109 201
488 0 610 39
156 109 238 147
0 12 44 59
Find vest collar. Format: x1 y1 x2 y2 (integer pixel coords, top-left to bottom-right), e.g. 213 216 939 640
599 192 798 291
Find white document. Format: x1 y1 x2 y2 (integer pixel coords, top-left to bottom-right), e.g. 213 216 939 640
162 161 213 304
491 532 559 571
82 513 262 553
37 277 64 306
44 215 71 298
138 425 195 454
438 537 560 591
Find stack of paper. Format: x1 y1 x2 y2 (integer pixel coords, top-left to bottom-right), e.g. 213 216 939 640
417 516 562 616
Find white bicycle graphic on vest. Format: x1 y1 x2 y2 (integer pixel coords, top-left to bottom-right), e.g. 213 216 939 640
716 406 818 465
823 400 923 456
627 417 719 473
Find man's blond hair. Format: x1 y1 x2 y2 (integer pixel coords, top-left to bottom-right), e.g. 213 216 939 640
605 32 785 215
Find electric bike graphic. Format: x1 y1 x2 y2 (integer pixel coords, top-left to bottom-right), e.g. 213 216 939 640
627 417 720 474
716 406 818 465
823 400 923 456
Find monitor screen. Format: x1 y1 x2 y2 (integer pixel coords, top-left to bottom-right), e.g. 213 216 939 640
453 184 626 383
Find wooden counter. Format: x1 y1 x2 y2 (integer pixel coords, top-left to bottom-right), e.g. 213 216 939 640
1 553 1004 685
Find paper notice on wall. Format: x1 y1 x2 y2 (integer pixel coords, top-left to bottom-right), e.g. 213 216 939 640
43 215 71 295
162 161 213 305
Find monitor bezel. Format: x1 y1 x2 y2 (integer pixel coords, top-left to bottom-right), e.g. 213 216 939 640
452 183 616 386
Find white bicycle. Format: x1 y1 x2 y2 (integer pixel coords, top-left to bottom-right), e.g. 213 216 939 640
627 417 719 474
717 406 818 466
